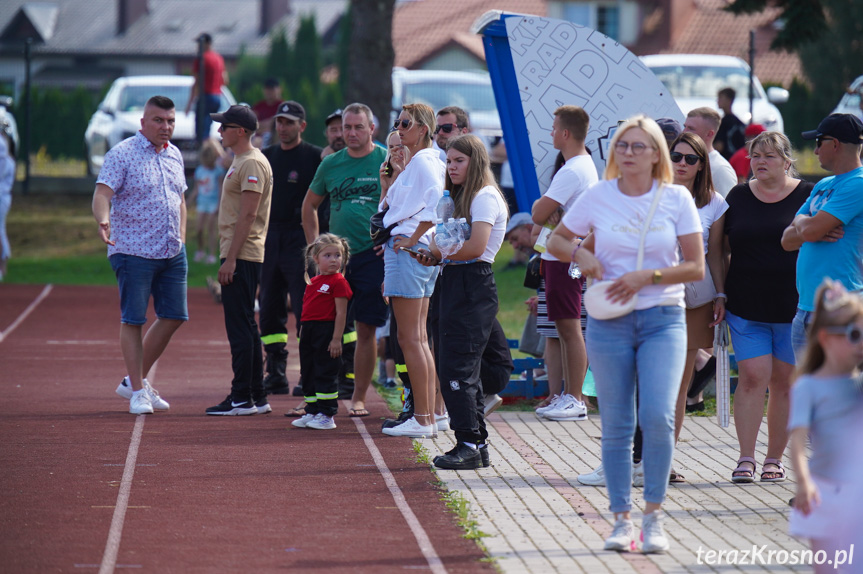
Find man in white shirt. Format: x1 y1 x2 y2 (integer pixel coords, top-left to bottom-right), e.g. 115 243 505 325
530 105 598 422
684 107 738 197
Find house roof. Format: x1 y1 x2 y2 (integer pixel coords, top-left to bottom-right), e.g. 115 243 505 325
0 0 346 58
393 0 547 69
660 0 802 87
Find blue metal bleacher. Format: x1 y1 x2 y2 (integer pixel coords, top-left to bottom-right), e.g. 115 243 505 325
503 339 548 399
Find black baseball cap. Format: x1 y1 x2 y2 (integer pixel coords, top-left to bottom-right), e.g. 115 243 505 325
802 113 863 144
211 105 258 132
264 77 280 89
275 101 305 121
325 108 343 125
656 117 682 141
195 32 212 43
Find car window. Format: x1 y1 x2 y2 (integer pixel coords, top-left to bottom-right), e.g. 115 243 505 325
403 81 497 114
119 85 192 112
647 66 760 100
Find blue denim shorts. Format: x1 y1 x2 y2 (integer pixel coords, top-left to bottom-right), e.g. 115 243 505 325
109 247 189 325
725 310 795 364
383 237 438 299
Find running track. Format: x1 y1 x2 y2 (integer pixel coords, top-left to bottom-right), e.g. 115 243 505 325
0 284 493 573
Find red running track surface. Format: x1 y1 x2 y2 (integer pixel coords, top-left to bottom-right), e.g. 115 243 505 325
0 284 493 573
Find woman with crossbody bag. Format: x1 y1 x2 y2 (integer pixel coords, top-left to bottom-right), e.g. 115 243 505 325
546 115 703 554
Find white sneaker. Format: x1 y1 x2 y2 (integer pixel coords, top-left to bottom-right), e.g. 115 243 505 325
129 390 154 415
435 413 450 432
292 413 316 428
632 461 644 487
578 463 605 486
535 394 563 416
381 416 435 438
544 395 587 421
307 413 336 430
117 377 169 410
641 510 670 553
604 518 635 551
483 394 503 416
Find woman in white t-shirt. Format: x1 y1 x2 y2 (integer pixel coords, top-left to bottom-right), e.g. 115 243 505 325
669 132 728 452
546 115 704 554
414 134 509 470
379 103 445 439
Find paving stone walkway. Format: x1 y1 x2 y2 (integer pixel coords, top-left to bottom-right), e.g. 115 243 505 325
419 412 808 573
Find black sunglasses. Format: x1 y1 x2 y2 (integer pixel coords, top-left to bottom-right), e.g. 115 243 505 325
670 151 701 165
824 324 863 344
393 119 413 130
435 123 461 134
815 135 836 148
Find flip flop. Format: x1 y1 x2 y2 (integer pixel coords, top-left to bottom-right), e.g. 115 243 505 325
283 405 306 417
349 408 370 417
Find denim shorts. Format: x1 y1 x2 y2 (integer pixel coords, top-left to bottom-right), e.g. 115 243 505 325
725 310 795 364
109 247 189 325
383 237 438 298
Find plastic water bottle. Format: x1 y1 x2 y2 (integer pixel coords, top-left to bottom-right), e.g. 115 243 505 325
458 217 471 240
436 190 455 223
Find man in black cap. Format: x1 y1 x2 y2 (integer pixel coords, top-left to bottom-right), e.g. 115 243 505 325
205 105 274 415
258 101 323 396
782 113 863 357
185 32 228 143
320 109 345 159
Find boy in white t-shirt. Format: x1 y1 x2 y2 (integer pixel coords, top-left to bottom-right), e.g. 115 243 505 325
531 106 599 421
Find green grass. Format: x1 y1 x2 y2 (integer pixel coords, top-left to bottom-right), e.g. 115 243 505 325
441 491 489 541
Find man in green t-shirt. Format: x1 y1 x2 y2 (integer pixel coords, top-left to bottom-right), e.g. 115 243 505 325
302 102 388 417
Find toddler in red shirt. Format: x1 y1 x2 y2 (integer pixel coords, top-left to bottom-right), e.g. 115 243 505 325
292 233 353 430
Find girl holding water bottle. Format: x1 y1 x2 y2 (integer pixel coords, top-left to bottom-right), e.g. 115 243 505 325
414 134 509 469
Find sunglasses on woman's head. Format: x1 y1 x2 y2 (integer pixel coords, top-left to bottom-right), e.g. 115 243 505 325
824 324 863 344
670 152 700 165
393 119 413 130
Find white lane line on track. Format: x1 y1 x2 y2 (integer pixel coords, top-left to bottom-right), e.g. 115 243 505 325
0 284 53 343
349 407 447 574
99 415 146 574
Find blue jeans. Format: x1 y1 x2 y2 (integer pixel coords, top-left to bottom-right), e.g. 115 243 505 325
791 308 814 364
587 305 686 513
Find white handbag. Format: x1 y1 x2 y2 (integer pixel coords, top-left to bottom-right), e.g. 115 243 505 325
684 257 716 309
584 185 664 320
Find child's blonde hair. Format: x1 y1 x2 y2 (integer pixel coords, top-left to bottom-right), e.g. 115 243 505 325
797 278 863 375
303 233 350 284
199 138 224 167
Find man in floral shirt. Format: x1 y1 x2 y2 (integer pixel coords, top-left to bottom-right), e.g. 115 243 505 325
92 95 188 415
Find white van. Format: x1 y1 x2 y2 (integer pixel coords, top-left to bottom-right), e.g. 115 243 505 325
641 54 788 132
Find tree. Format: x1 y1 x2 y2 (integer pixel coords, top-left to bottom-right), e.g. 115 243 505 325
724 0 828 51
293 15 321 91
267 27 291 85
345 0 395 136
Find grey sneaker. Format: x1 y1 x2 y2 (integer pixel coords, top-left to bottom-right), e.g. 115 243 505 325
641 510 670 554
603 518 634 551
292 413 315 428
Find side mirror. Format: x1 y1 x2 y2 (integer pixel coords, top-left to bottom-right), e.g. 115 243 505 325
767 87 789 105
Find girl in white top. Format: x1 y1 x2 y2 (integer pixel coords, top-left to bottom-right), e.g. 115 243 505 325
669 132 728 448
379 104 445 438
547 115 703 554
414 134 509 470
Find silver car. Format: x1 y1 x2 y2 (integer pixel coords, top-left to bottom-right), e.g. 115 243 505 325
84 75 236 174
832 75 863 120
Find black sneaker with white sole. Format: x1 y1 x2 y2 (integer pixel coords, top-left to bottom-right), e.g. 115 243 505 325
433 442 482 470
205 395 258 416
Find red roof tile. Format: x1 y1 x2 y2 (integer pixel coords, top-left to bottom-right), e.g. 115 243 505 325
393 0 547 69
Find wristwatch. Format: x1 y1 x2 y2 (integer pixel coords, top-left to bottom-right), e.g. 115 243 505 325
652 269 663 285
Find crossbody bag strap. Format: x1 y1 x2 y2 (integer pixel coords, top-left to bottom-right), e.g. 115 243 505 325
634 184 664 271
